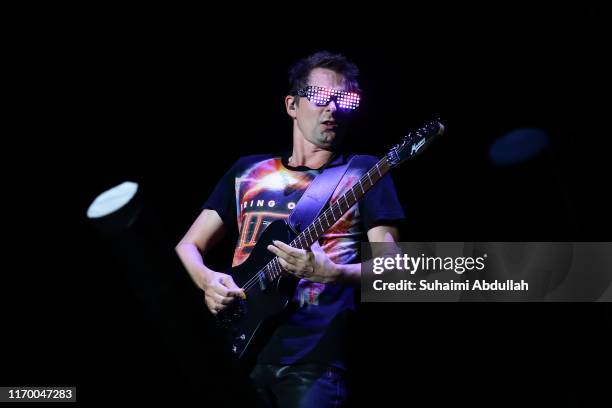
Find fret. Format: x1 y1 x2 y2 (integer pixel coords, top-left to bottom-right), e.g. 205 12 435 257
345 194 354 209
306 227 313 244
331 203 339 220
300 230 307 247
310 223 318 238
344 191 354 207
327 208 335 225
350 185 359 201
300 234 308 249
296 234 305 249
362 178 369 191
376 162 382 177
323 210 329 227
270 260 276 280
315 220 324 235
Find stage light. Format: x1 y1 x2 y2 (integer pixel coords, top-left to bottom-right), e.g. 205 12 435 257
489 128 549 166
86 181 142 236
87 181 139 219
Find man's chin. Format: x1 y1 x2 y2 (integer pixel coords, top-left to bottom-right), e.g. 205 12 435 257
307 131 345 149
316 133 337 148
323 130 347 148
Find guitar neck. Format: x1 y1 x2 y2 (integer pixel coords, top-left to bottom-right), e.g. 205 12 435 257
291 155 392 249
263 155 392 282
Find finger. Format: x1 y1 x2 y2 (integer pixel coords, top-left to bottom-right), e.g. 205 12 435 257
221 276 240 290
219 296 238 305
224 286 245 298
221 276 246 298
206 300 220 315
212 283 240 299
268 244 298 265
310 241 324 253
212 285 230 298
278 257 296 273
229 290 246 300
210 292 228 304
213 289 241 304
273 240 307 259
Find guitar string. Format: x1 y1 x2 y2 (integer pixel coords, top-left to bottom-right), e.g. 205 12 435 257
238 159 388 293
241 169 372 292
240 159 388 292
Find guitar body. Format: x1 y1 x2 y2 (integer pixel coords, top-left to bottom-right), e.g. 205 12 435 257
220 219 299 367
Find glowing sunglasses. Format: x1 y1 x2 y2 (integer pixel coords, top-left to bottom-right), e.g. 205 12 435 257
296 86 361 111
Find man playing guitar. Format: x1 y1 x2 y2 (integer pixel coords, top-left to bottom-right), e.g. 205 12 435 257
176 51 405 407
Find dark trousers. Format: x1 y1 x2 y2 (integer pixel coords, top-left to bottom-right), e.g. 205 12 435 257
250 363 347 408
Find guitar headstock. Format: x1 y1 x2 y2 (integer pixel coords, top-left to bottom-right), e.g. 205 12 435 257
386 119 444 168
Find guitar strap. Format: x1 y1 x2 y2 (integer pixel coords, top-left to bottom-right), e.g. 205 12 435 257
287 154 361 235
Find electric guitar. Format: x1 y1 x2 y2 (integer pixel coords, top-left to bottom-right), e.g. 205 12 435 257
218 120 444 367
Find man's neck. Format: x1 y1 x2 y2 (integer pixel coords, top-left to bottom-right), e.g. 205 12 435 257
290 135 334 169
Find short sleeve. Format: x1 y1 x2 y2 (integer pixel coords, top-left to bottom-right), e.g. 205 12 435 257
202 155 273 234
202 160 241 233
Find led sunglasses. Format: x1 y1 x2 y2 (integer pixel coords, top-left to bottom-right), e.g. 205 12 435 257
296 86 361 111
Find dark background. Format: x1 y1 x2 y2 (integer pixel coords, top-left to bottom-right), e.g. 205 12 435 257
3 6 610 406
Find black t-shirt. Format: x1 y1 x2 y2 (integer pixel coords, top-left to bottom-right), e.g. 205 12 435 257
203 152 405 368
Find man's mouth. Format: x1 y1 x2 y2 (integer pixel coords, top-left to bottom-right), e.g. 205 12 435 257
321 120 337 128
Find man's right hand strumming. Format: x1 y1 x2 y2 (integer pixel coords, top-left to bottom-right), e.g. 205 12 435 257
174 209 246 315
202 271 245 315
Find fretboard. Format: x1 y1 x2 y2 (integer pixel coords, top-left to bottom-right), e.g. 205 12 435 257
264 155 392 282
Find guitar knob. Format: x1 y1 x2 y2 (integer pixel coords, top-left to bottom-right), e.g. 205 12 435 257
232 345 238 354
238 334 246 341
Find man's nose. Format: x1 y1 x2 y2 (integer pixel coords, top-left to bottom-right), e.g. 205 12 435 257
325 99 338 112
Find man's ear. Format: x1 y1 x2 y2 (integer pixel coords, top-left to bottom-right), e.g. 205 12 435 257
285 95 297 119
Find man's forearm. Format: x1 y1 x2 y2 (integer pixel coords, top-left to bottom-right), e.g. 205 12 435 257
175 242 215 290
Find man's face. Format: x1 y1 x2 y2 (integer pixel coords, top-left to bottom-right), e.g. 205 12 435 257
288 68 355 149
